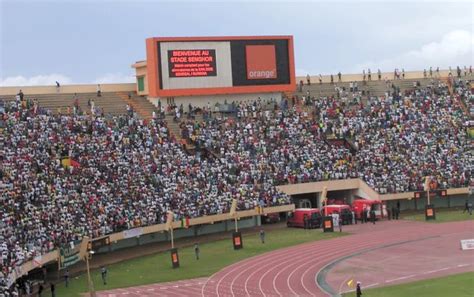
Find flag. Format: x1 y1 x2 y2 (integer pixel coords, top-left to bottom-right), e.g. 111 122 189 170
347 279 354 288
61 157 71 168
181 217 190 228
70 159 81 168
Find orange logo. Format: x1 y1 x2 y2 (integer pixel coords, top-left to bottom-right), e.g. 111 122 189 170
246 45 277 80
325 221 332 228
234 237 241 246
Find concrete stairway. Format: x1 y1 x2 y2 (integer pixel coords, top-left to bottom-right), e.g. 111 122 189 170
295 78 440 98
2 92 127 115
165 113 208 151
116 92 158 120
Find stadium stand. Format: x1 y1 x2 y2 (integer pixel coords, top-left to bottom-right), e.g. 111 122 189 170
0 71 472 295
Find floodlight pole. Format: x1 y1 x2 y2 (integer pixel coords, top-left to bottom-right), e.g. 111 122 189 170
85 251 96 297
425 176 431 205
322 186 328 216
170 226 175 249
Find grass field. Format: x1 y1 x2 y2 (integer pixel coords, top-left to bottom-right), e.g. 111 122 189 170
343 272 474 297
401 207 474 223
56 228 345 297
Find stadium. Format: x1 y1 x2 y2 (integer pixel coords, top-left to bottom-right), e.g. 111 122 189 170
1 3 473 297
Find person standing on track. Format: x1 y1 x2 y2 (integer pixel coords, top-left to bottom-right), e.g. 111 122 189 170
303 214 308 229
101 266 107 285
50 283 55 297
64 269 70 287
356 282 362 297
194 243 200 260
370 209 376 224
462 199 469 213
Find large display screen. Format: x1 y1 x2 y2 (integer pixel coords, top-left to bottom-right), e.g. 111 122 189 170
245 45 277 80
168 49 217 77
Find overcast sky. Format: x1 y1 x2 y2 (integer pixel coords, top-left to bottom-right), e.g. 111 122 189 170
0 0 472 86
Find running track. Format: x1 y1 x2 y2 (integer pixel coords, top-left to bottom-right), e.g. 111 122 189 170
97 220 474 297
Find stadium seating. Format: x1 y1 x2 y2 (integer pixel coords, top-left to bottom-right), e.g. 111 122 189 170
0 74 472 295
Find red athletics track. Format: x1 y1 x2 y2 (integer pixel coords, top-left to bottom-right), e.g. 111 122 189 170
96 220 474 297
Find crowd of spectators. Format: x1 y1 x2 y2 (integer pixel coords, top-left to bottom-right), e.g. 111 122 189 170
181 81 471 195
1 77 472 294
0 97 290 294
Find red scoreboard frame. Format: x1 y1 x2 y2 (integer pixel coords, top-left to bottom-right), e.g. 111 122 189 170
145 36 296 98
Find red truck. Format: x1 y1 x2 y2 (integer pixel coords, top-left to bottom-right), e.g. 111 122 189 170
352 199 383 221
322 204 354 225
287 208 322 228
321 204 351 215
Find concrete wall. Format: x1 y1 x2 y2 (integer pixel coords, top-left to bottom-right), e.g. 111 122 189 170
148 92 282 109
385 194 470 211
296 69 453 84
95 217 258 255
133 62 149 96
0 83 136 96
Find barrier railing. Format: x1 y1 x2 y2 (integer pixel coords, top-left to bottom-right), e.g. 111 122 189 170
6 180 469 286
276 178 469 201
6 204 295 287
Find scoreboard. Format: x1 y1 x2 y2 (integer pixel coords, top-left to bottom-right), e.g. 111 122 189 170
168 49 217 77
145 36 295 97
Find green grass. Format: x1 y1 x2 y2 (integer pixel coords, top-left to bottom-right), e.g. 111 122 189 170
57 228 345 297
343 272 474 297
401 207 474 223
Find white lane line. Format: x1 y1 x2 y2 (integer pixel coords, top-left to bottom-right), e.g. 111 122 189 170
423 267 450 274
385 274 416 283
457 264 469 268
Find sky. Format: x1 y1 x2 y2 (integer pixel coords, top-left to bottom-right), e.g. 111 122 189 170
0 0 473 86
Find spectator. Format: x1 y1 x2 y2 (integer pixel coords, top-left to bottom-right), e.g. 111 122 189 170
260 229 265 244
17 89 24 101
97 84 102 97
